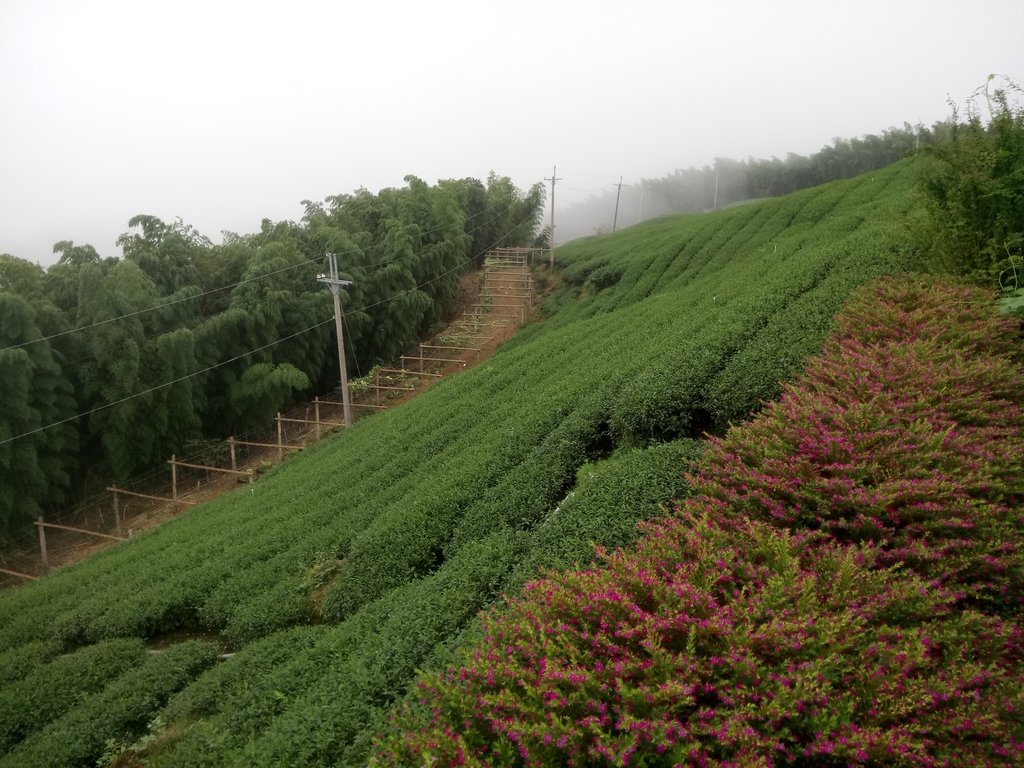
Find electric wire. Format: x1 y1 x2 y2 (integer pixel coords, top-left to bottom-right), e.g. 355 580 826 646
0 209 538 448
0 319 334 447
342 309 361 379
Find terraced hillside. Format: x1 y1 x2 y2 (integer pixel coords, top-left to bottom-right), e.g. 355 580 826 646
0 159 927 766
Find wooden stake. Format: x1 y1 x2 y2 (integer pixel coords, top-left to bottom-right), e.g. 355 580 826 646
168 458 250 475
0 566 37 581
35 520 125 542
276 413 284 461
170 454 178 500
107 486 194 505
228 437 237 471
275 416 344 427
314 397 321 441
223 439 301 451
37 516 48 573
113 489 121 538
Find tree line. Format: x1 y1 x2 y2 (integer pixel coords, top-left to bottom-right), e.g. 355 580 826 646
0 174 544 535
556 121 954 241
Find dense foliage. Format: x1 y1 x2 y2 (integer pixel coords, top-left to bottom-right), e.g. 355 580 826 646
379 277 1024 766
0 160 924 765
919 76 1024 286
695 277 1024 616
0 174 543 532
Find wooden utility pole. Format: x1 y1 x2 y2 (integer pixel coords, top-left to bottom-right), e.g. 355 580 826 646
318 252 354 427
544 166 562 268
713 161 720 210
612 176 629 233
36 516 48 573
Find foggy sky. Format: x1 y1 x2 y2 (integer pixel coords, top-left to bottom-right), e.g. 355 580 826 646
2 0 1022 265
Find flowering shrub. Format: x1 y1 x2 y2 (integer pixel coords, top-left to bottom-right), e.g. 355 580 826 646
691 278 1024 614
375 277 1024 766
376 515 1024 766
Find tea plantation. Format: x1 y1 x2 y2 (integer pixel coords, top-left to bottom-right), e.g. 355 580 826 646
379 277 1024 765
0 159 930 766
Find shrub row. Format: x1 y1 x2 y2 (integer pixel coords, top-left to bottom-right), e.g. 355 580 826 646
154 441 704 767
0 640 218 768
0 638 145 752
508 438 703 585
693 277 1024 615
377 276 1024 766
380 516 1024 766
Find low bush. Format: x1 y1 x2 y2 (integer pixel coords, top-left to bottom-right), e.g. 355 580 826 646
0 638 145 751
693 277 1024 615
0 639 58 687
377 515 1024 766
510 438 702 585
0 640 218 768
377 276 1024 766
585 263 625 290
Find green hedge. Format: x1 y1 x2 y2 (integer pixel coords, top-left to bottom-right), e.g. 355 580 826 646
0 638 145 752
0 640 218 767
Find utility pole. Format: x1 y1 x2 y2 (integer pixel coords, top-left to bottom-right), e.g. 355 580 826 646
612 176 629 233
544 165 561 268
713 161 720 210
318 253 353 427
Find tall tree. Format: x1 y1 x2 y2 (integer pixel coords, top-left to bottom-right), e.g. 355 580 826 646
0 291 76 531
920 77 1024 285
117 215 207 297
76 260 164 479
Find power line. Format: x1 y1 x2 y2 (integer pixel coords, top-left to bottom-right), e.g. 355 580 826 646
558 184 607 194
0 209 539 448
0 319 334 447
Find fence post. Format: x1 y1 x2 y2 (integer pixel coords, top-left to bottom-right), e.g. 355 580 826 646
314 397 321 441
276 413 284 461
112 490 122 538
228 437 237 471
170 455 178 500
36 517 48 574
247 468 254 485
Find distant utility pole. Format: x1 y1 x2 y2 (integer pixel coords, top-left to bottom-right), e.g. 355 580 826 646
318 253 353 427
713 161 720 210
544 165 562 268
612 176 629 233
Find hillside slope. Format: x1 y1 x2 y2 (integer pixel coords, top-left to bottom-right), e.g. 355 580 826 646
380 276 1024 766
0 159 927 766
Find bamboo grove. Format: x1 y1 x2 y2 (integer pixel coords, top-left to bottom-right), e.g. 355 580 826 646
0 174 544 533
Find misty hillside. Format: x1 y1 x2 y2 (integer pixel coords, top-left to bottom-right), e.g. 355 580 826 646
555 121 944 242
0 158 929 766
